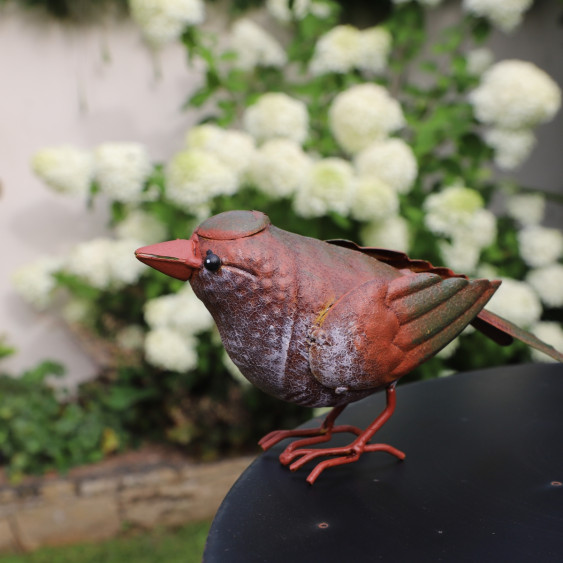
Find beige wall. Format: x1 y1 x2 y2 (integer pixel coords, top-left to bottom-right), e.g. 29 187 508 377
0 6 203 382
1 2 561 385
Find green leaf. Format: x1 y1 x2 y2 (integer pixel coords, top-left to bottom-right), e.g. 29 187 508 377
111 201 127 224
53 272 102 301
470 17 492 43
419 60 438 74
0 338 16 360
224 69 247 92
185 85 216 109
21 360 65 384
103 385 157 411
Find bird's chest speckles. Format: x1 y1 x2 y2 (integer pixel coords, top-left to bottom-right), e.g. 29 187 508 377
191 261 298 397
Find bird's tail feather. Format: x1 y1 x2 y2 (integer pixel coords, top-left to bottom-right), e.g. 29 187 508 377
472 309 563 363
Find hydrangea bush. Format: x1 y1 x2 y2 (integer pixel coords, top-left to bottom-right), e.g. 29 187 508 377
13 0 563 465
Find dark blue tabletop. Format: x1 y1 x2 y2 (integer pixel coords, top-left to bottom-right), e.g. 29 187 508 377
204 364 563 562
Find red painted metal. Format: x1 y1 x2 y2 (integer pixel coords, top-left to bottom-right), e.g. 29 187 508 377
290 385 405 485
135 237 201 281
135 210 563 484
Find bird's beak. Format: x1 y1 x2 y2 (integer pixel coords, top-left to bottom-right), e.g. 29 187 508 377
135 237 202 281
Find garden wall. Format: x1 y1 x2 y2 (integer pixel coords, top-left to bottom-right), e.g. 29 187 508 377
0 448 253 552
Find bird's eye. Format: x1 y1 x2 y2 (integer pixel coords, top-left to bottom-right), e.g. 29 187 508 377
204 250 221 272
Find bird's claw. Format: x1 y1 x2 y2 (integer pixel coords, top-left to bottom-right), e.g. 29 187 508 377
281 442 406 485
259 424 362 452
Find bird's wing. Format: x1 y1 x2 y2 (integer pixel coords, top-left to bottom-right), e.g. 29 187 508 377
309 272 499 392
327 240 563 363
326 239 468 279
385 273 499 376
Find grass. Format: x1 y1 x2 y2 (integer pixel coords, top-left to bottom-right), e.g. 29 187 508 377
0 520 212 563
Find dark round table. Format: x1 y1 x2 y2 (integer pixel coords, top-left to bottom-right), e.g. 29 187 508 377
204 364 563 562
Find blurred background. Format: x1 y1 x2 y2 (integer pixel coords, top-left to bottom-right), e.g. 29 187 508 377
0 0 562 556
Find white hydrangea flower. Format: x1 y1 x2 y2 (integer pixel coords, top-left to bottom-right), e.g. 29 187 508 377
329 84 405 154
530 322 563 363
144 293 177 329
310 2 331 18
517 226 563 268
464 209 497 248
469 60 561 130
424 185 484 237
186 124 256 179
484 128 536 170
115 210 168 245
166 149 238 209
106 238 147 286
506 193 545 227
248 138 312 198
65 238 114 289
466 47 494 75
169 286 214 335
12 257 63 309
476 262 499 280
65 238 145 290
94 143 152 202
486 277 542 328
526 264 563 308
350 177 399 222
309 25 390 76
436 337 460 359
462 0 532 33
129 0 205 46
309 25 361 76
354 138 418 194
32 146 94 196
266 0 308 20
438 238 481 274
293 158 355 217
61 298 93 325
145 287 213 335
360 216 410 252
357 27 392 74
185 123 223 149
230 19 287 71
144 327 198 372
243 93 309 145
116 325 146 350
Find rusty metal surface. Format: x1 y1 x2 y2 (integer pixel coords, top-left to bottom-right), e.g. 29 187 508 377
135 210 563 483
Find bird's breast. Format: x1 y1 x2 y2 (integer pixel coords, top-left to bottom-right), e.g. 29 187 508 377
192 256 302 399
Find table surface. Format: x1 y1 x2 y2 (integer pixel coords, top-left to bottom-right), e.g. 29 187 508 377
204 364 563 562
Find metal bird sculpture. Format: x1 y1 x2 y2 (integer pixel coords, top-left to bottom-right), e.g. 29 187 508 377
135 210 563 484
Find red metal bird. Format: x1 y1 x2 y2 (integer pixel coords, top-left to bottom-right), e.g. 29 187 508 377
135 210 563 484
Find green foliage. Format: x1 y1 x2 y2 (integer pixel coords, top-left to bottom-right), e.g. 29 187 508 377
0 336 16 361
0 361 128 480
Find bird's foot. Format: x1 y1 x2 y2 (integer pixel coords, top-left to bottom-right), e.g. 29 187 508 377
258 423 362 452
283 441 406 485
281 385 404 484
258 404 353 451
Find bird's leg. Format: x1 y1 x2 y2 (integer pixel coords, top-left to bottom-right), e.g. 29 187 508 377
258 404 362 453
281 384 405 485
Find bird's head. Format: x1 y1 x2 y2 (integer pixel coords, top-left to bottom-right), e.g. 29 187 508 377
135 210 274 284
